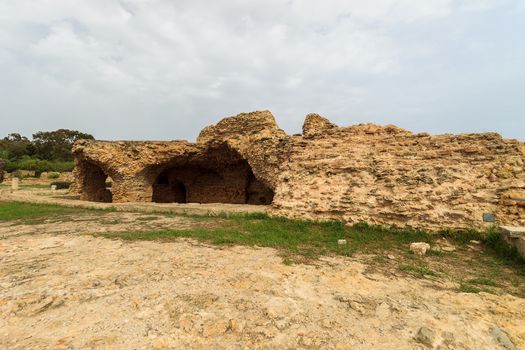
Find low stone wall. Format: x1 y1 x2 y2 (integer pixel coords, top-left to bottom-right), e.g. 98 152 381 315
39 172 75 182
72 111 525 231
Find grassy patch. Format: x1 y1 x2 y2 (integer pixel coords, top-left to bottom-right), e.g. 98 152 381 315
100 219 122 225
466 277 497 287
399 264 439 278
99 215 349 259
0 183 51 189
0 201 114 222
96 216 525 296
136 216 160 221
459 282 497 295
1 201 524 296
436 228 486 245
485 229 525 269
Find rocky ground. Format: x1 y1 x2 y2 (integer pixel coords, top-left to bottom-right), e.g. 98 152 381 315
1 210 524 350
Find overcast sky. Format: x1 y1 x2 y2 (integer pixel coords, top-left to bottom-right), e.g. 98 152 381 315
1 0 524 141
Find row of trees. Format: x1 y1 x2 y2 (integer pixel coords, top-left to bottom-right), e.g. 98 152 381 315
0 129 94 174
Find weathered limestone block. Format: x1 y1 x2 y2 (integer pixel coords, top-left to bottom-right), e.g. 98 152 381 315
11 177 19 191
500 226 525 260
197 110 287 144
302 113 337 138
72 110 525 231
197 110 290 189
410 242 431 256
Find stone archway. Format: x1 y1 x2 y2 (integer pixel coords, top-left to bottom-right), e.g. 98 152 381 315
77 161 112 203
151 145 274 205
246 170 274 205
152 169 187 203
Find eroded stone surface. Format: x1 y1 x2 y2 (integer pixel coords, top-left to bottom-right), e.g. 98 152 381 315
72 110 525 230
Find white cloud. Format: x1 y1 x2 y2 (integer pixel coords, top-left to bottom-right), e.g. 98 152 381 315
0 0 523 140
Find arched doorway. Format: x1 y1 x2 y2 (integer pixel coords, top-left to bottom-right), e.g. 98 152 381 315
151 146 274 205
152 170 187 203
246 170 274 205
79 161 112 203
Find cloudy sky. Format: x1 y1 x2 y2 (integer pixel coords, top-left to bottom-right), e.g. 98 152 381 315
0 0 524 141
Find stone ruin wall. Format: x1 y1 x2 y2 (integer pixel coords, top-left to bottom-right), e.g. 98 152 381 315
272 114 525 230
72 111 285 206
72 111 525 231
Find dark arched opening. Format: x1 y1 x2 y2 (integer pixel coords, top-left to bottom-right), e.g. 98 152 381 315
79 161 112 203
152 170 187 203
151 146 273 205
246 170 274 205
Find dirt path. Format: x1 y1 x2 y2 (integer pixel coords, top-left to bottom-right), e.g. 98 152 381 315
1 220 524 349
0 212 217 240
0 188 268 216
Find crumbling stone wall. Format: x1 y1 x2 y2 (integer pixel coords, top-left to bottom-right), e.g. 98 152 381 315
271 114 525 230
72 110 525 231
72 113 283 205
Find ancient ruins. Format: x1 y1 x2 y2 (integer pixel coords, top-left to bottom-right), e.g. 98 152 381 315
72 111 525 230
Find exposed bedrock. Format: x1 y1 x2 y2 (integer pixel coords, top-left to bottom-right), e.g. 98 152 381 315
72 110 525 230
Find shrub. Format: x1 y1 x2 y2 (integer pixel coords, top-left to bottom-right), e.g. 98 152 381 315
13 170 24 180
50 181 72 189
47 172 60 179
2 156 75 174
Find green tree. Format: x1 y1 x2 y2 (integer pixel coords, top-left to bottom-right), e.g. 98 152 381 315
0 133 34 160
32 129 94 161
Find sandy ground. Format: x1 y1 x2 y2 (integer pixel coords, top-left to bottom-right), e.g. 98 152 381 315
1 214 525 350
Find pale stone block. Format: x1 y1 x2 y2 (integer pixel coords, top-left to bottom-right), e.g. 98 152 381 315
410 242 430 256
11 177 19 191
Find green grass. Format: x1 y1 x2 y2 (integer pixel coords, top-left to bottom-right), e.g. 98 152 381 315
345 222 432 252
100 219 122 225
95 216 525 296
47 172 60 179
0 201 113 222
100 215 349 258
399 264 439 278
0 183 51 189
466 277 497 287
94 217 519 270
0 201 524 296
459 282 497 295
96 219 442 260
485 229 525 269
136 216 160 221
